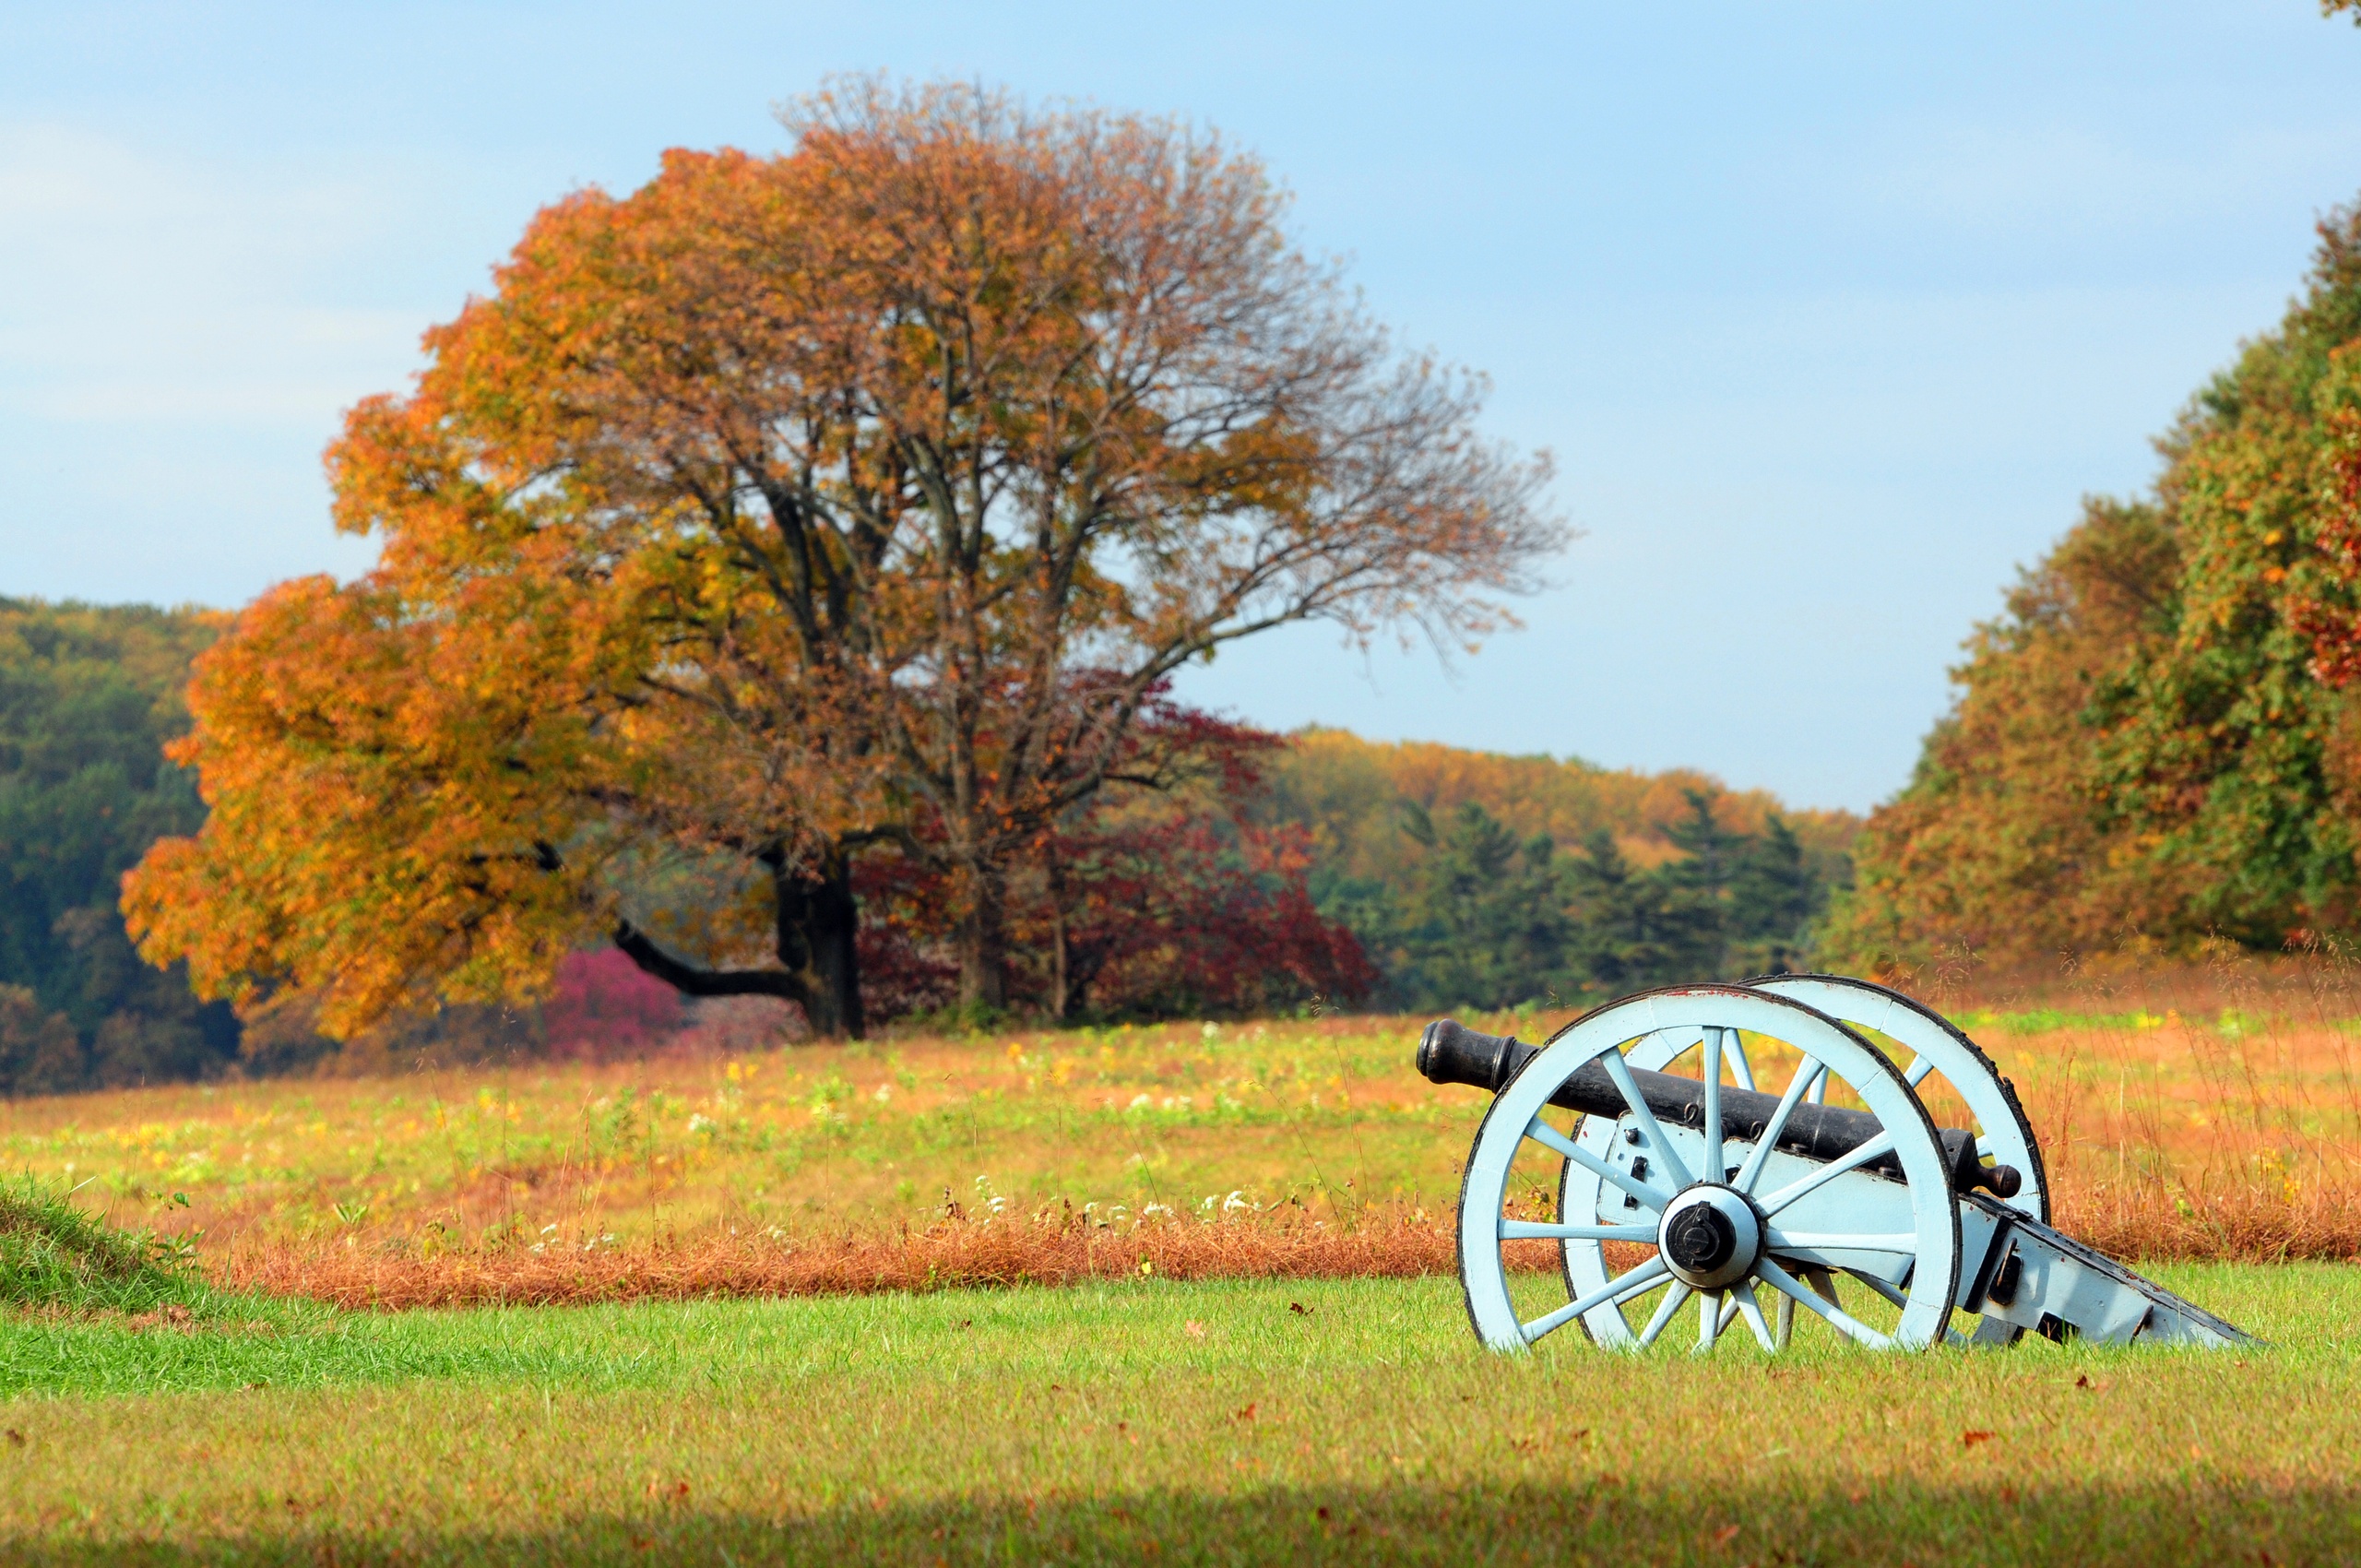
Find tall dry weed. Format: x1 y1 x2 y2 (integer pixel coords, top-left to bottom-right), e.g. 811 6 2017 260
1885 941 2361 1262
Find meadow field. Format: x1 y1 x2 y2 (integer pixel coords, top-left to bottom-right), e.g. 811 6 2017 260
0 988 2355 1305
4 986 2359 1562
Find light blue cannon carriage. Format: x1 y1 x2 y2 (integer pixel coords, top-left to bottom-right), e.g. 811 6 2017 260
1418 975 2249 1353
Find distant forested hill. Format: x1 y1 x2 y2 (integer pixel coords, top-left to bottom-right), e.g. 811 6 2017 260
0 597 1861 1091
1254 729 1859 1012
0 599 241 1091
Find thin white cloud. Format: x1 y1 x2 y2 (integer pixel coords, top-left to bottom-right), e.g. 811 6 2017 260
0 121 428 431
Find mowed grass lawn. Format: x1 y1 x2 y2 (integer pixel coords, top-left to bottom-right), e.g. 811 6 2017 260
1 1264 2354 1565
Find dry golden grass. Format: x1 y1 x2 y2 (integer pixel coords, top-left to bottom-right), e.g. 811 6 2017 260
209 1204 1462 1309
1997 1013 2361 1261
5 975 2357 1307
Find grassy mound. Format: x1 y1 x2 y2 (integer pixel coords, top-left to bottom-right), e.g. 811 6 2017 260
0 1173 209 1316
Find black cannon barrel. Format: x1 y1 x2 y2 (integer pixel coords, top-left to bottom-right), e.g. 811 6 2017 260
1417 1018 2019 1198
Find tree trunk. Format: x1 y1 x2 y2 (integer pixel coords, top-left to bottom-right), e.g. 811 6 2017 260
771 848 863 1039
1046 847 1073 1021
955 864 1008 1012
612 844 864 1040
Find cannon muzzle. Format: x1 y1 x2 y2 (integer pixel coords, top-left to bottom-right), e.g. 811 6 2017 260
1418 1018 2020 1199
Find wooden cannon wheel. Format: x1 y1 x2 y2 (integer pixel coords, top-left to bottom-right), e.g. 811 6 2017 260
1458 985 1964 1354
1745 974 2046 1346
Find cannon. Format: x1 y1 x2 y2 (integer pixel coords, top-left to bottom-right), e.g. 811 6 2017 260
1418 976 2251 1353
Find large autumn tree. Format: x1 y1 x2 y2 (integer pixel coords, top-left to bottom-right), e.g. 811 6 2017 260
1824 200 2361 968
125 79 1559 1039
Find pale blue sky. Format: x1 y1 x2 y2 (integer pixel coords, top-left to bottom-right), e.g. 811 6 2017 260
4 3 2358 809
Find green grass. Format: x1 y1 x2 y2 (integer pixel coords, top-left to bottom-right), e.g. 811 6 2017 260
0 1174 212 1318
1949 1005 2275 1039
1 1265 2355 1563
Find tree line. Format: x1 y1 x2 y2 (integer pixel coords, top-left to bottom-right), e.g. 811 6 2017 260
0 600 239 1093
1260 731 1855 1010
0 597 1850 1090
1327 792 1836 1012
1822 196 2361 974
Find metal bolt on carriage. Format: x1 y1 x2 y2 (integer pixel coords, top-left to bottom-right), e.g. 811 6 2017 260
1418 975 2252 1354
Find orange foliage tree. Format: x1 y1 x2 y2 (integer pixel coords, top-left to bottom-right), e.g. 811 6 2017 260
125 79 1558 1039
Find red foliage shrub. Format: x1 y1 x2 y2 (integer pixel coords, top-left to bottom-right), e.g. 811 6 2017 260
1046 814 1377 1017
852 851 964 1019
848 684 1375 1024
542 948 685 1060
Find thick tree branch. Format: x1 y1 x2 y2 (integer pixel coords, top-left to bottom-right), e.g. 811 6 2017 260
612 920 810 1003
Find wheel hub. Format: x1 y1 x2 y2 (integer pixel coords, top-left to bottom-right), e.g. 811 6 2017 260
1656 1184 1762 1290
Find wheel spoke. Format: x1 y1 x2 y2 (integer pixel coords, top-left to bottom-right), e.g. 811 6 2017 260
1757 1256 1893 1348
1599 1050 1694 1189
1839 1266 1954 1342
1701 1028 1725 1182
1696 1289 1721 1351
1635 1280 1693 1347
1500 1220 1657 1241
1731 1058 1826 1194
1764 1229 1917 1253
1726 1034 1757 1092
1775 1289 1795 1348
1525 1117 1669 1210
1844 1268 1908 1310
1647 1026 1705 1063
1521 1256 1670 1344
1734 1280 1777 1351
1754 1130 1896 1218
1904 1054 1934 1087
